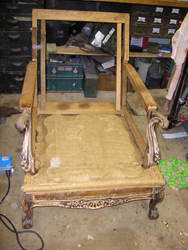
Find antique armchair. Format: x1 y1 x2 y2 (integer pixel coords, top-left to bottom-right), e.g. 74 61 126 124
15 9 169 229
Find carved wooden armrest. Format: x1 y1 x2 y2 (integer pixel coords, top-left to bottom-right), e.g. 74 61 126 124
19 61 37 110
14 61 37 174
143 108 169 169
123 63 157 111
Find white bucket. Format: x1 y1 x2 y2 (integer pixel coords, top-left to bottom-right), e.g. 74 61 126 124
135 59 151 83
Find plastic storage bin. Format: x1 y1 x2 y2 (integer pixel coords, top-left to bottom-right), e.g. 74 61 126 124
145 60 163 89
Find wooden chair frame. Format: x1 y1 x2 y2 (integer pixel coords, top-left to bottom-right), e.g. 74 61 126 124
15 9 169 229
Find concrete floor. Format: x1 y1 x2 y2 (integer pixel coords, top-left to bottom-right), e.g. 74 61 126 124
0 91 188 250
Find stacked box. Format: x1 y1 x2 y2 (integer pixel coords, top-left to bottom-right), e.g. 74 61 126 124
46 62 83 92
83 56 98 98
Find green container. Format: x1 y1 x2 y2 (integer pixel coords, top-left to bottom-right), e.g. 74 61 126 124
46 62 83 92
83 57 98 98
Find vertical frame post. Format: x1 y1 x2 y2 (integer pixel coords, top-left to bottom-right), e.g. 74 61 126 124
116 23 122 111
123 14 130 63
32 9 38 61
40 19 46 110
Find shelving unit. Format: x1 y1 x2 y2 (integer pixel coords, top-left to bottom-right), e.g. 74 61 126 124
47 44 171 93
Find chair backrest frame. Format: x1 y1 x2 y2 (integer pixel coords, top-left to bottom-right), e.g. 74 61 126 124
32 9 130 111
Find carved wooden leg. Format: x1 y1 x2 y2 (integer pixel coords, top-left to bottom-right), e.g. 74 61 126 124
22 194 33 229
148 189 164 220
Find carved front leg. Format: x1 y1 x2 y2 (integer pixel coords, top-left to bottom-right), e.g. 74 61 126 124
143 108 169 169
149 188 164 220
15 109 34 174
22 194 33 229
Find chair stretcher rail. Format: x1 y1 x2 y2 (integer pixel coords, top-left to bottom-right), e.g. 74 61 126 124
37 102 123 115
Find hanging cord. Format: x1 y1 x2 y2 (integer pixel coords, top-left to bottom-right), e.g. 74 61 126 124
0 170 10 205
0 170 44 250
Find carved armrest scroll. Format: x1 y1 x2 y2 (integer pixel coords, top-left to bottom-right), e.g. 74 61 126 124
15 109 34 174
143 108 169 169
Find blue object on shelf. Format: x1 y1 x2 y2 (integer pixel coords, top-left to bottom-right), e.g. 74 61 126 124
159 45 172 52
0 155 14 174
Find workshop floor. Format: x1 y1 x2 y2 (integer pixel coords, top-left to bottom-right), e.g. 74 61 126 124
0 91 188 250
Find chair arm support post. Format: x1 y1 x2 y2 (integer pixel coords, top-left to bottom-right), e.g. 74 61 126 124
143 108 169 168
15 109 35 174
122 62 157 111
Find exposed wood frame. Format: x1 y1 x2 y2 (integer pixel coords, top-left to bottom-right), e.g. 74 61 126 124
123 14 129 63
16 9 170 229
122 105 146 157
16 61 37 175
37 102 123 115
19 61 37 111
36 9 128 23
116 23 122 111
121 66 127 106
143 108 169 168
21 186 164 228
32 9 130 111
15 110 34 174
32 9 37 61
40 19 46 110
123 63 157 111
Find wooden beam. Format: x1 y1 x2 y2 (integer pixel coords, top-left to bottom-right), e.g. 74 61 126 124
37 102 123 115
24 173 31 185
123 63 157 111
130 52 171 58
123 14 129 62
122 105 146 157
32 9 37 61
33 77 38 108
51 47 172 58
22 178 164 193
19 62 37 110
82 0 188 8
116 23 122 111
121 68 127 106
31 107 37 155
36 9 128 23
40 19 46 110
55 46 111 56
32 27 37 61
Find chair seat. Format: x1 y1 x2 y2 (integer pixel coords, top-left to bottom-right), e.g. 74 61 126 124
22 114 164 193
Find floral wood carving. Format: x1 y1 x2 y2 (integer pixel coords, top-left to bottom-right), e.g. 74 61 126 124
143 108 169 169
15 109 34 174
33 194 152 210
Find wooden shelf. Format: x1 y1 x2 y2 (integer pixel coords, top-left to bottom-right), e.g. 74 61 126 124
55 46 111 56
48 45 172 58
129 51 171 58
